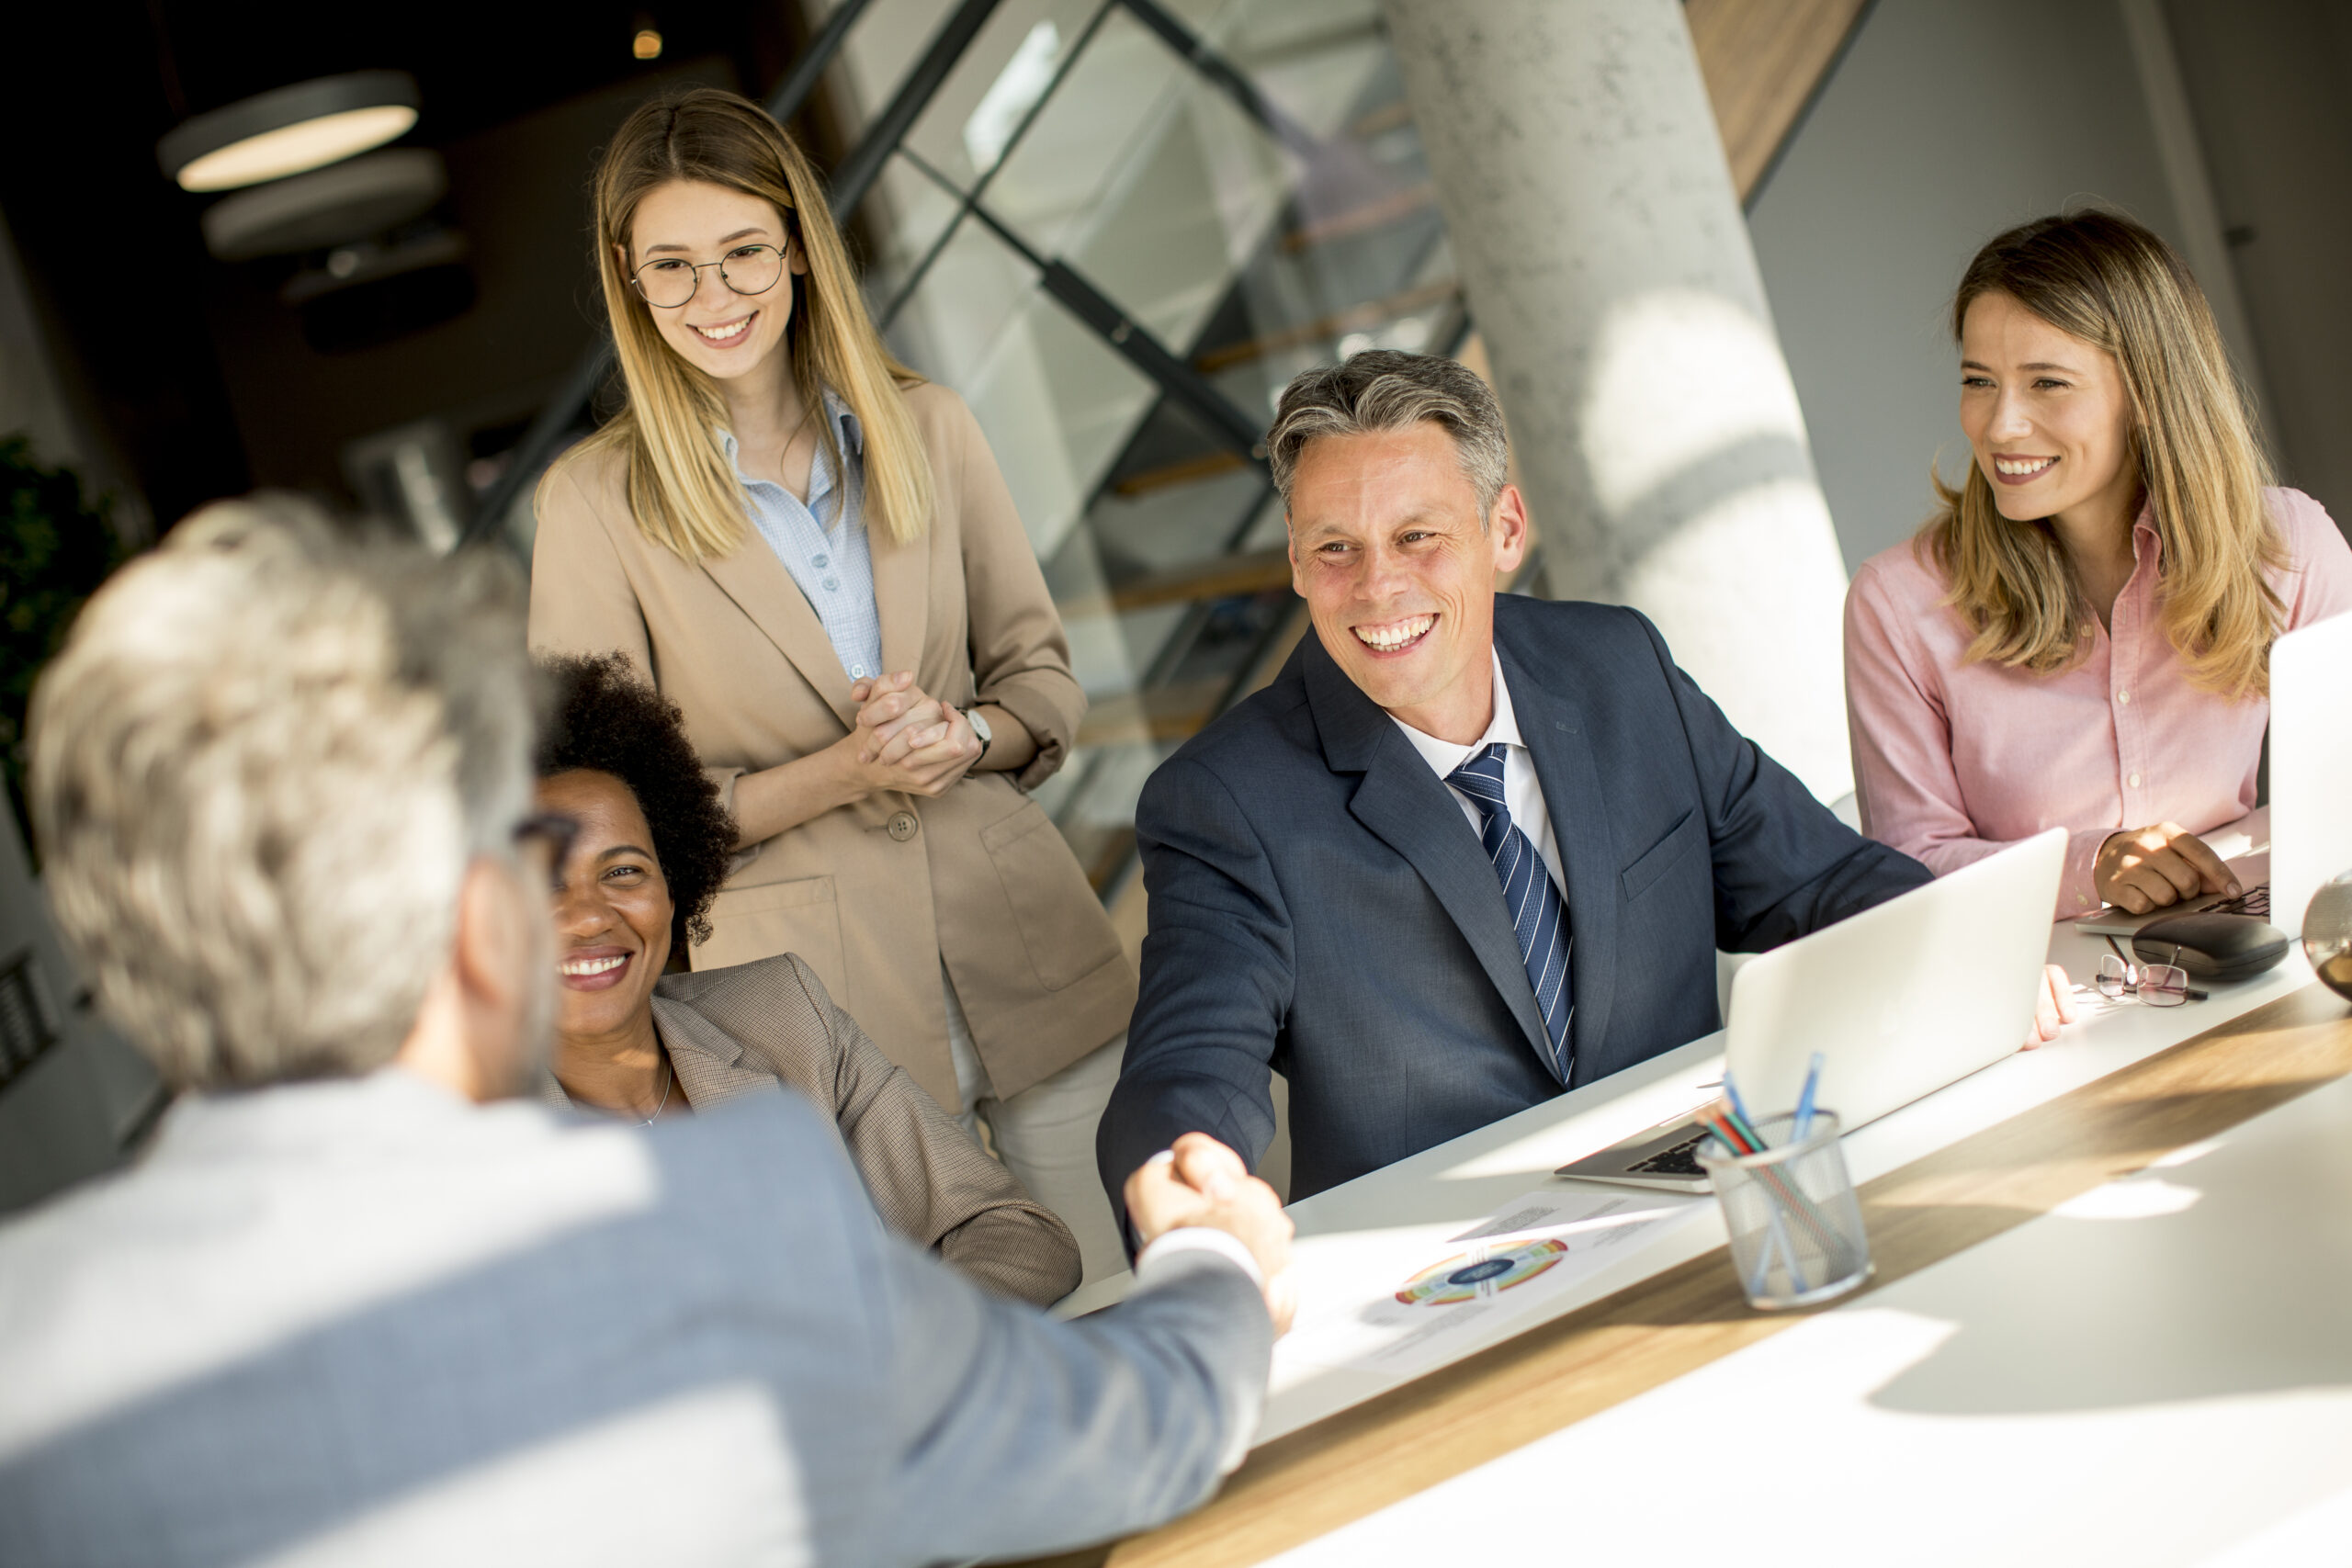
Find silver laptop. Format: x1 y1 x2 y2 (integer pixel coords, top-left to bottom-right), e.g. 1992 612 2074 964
2074 607 2352 941
1555 829 2066 1191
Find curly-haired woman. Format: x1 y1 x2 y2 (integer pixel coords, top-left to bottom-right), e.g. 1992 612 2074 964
534 652 1080 1305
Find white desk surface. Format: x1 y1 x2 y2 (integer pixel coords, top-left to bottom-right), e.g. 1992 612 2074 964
1063 922 2321 1451
1269 998 2352 1567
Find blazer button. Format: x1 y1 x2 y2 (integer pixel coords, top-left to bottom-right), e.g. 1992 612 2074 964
888 810 919 842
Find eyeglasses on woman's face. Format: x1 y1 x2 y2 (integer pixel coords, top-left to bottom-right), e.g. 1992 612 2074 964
630 242 786 309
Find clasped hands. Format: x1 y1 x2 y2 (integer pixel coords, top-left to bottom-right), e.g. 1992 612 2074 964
1125 1134 1297 1334
839 671 983 797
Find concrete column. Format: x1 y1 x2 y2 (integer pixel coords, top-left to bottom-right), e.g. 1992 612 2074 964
1385 0 1855 803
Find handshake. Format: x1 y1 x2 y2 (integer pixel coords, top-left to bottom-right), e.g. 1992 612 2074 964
1125 1134 1298 1333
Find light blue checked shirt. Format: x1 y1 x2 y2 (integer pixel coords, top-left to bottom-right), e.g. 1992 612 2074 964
723 390 882 684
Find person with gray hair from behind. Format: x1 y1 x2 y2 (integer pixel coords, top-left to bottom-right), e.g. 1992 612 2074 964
1098 350 1931 1224
0 497 1292 1567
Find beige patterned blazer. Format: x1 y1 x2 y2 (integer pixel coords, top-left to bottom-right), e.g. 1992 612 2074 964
528 381 1135 1114
540 953 1080 1307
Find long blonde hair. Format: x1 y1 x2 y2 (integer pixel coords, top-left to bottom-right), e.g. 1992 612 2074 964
546 87 933 560
1924 210 2284 697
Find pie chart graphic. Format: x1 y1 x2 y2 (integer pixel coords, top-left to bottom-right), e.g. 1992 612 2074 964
1395 1236 1571 1305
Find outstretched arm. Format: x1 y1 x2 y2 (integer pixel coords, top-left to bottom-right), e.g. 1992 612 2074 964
871 1137 1283 1563
1095 758 1294 1232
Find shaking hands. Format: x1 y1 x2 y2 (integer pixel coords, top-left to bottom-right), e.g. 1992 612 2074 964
1126 1134 1297 1335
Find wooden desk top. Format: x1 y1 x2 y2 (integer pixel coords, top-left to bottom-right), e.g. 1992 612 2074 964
1026 982 2352 1568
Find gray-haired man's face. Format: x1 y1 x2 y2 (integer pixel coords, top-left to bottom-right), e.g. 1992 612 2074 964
1285 421 1527 744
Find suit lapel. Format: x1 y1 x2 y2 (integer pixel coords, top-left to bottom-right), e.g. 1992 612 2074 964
871 520 931 684
535 1000 784 1117
1303 635 1555 1066
1497 617 1620 1082
700 542 858 731
650 994 789 1111
840 393 927 687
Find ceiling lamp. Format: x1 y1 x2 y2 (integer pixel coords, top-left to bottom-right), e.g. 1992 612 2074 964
200 149 447 262
157 71 420 193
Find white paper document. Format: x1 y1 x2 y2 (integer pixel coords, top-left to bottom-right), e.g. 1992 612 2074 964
1274 1185 1708 1379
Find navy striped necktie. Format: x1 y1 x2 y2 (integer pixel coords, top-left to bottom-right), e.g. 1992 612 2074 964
1445 742 1573 1084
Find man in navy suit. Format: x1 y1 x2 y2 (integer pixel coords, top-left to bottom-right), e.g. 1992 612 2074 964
1097 351 1931 1212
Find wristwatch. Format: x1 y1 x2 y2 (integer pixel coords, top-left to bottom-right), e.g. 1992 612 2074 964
961 705 993 762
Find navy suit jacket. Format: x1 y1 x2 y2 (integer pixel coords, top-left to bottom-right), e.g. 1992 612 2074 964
1097 594 1931 1208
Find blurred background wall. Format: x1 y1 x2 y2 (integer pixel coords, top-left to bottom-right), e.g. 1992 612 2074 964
1753 0 2352 571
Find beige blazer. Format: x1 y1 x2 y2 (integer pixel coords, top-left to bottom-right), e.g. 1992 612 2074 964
540 953 1080 1307
529 383 1135 1111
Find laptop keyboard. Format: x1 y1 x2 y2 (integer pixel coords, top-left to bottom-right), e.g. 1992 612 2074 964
1628 1131 1709 1177
2205 884 2270 919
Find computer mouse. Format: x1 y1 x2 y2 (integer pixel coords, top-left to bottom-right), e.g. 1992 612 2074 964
2133 912 2291 985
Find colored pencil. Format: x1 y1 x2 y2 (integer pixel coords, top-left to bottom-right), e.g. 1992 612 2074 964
1791 1053 1826 1143
1722 1070 1761 1145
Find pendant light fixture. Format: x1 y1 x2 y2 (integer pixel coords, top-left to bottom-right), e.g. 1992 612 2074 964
157 71 420 193
198 149 447 262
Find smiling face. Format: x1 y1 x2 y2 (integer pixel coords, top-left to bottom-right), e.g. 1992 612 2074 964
625 178 808 386
1286 421 1527 743
1959 290 2141 535
538 768 673 1056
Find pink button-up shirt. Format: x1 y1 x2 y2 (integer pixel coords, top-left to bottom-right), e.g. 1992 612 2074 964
1844 487 2352 919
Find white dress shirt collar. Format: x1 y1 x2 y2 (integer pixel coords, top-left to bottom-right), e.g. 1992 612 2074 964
1385 647 1567 895
718 389 865 491
1387 649 1523 774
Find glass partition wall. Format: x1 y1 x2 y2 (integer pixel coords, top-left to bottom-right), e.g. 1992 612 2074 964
832 0 1465 896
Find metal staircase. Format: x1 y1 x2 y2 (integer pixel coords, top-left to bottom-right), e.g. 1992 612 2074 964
837 0 1461 893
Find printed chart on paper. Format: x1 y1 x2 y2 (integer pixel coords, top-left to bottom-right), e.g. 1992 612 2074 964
1275 1185 1710 1381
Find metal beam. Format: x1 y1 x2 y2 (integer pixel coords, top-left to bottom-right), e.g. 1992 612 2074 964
824 0 1007 224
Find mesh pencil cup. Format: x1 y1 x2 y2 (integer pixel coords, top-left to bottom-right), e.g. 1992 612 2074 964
1697 1111 1873 1311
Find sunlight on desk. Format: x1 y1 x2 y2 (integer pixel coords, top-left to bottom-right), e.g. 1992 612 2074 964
1036 927 2351 1568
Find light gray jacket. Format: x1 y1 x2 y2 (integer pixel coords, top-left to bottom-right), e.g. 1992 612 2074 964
0 1070 1270 1567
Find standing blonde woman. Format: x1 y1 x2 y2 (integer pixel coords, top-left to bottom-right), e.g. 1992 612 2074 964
1846 210 2352 935
529 88 1133 1280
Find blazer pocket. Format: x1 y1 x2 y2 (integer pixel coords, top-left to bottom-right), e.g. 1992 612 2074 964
694 876 848 1003
980 802 1122 992
1619 809 1702 904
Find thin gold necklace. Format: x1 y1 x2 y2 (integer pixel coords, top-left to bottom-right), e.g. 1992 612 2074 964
634 1058 673 1126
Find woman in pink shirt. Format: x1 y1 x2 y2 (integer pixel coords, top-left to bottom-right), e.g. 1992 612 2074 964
1845 210 2352 945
